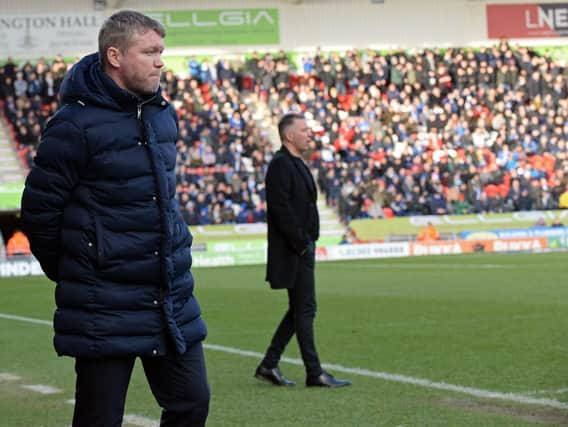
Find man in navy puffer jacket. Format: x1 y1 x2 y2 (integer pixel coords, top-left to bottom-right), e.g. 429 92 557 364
21 11 209 427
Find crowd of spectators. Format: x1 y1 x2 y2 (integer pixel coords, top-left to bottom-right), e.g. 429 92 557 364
161 61 272 225
0 55 67 168
0 54 272 226
3 40 568 226
244 43 568 223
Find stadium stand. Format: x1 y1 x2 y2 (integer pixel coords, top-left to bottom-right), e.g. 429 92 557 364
2 40 568 227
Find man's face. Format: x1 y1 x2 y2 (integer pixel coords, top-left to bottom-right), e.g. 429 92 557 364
287 118 311 154
115 29 164 97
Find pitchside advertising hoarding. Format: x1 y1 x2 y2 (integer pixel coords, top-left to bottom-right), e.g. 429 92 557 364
487 3 568 38
4 234 566 277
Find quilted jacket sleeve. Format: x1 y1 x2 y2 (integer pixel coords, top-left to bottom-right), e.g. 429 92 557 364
21 116 87 282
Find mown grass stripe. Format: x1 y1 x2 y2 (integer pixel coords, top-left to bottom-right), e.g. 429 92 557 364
4 312 568 410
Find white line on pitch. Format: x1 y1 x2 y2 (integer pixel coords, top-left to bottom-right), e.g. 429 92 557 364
326 263 515 270
21 384 61 394
123 414 159 427
0 373 21 382
522 387 568 395
63 398 159 426
0 313 51 325
206 344 568 410
3 312 568 410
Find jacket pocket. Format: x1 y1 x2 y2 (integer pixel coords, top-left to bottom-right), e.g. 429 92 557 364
94 216 104 268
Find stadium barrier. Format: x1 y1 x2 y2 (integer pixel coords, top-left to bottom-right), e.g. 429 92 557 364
2 230 566 278
0 257 43 278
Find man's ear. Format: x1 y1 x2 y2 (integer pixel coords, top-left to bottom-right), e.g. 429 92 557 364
106 47 121 69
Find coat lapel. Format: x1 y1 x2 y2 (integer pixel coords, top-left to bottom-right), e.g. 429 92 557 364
281 147 316 199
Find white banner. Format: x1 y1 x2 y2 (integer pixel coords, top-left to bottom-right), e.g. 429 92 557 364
0 258 43 278
318 242 410 261
0 13 104 58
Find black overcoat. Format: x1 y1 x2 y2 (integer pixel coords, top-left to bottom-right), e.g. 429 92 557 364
265 146 319 289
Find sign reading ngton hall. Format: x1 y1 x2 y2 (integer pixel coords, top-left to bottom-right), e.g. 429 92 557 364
487 3 568 38
0 8 279 57
0 13 102 57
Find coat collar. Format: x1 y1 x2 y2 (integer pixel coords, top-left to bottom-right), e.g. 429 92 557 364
279 146 316 198
60 52 168 111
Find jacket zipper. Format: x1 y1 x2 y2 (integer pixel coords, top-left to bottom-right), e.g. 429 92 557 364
137 95 165 305
137 95 157 121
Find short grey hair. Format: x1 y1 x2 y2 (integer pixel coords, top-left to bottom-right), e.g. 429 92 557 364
278 113 305 142
98 10 165 69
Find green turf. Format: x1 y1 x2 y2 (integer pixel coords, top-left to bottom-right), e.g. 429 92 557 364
1 253 568 426
0 183 24 211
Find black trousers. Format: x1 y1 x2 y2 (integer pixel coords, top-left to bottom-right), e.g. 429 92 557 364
262 242 323 378
72 341 209 427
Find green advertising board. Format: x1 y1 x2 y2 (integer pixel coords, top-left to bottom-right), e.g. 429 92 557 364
147 9 279 47
0 183 23 211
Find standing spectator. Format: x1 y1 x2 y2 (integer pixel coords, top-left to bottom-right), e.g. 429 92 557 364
416 221 440 241
6 229 31 257
558 185 568 209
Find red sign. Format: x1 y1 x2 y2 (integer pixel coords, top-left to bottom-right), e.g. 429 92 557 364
409 237 548 256
487 3 568 38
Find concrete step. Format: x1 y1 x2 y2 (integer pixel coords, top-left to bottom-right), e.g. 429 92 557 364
0 163 21 170
319 208 337 215
0 152 17 159
0 165 21 172
320 228 346 236
320 218 342 226
0 117 27 177
319 209 339 216
1 174 25 183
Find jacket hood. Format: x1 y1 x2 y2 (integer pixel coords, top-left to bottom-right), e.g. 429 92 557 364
59 53 161 110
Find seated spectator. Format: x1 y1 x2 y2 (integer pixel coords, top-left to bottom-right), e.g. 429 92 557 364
339 227 359 244
429 192 448 215
559 185 568 209
416 222 440 242
390 193 408 217
6 229 31 257
182 203 199 226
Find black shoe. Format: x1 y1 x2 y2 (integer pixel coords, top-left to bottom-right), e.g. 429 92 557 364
254 365 296 386
306 371 352 388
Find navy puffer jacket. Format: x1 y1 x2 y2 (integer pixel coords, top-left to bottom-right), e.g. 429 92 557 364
21 53 206 358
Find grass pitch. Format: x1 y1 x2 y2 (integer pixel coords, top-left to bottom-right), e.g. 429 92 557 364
1 252 568 426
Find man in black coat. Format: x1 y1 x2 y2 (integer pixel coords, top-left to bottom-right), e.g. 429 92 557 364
254 113 351 388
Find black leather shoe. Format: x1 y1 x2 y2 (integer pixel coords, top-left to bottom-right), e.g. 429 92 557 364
254 365 296 386
306 371 352 388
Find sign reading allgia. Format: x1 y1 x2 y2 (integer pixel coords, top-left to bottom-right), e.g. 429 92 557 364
147 9 280 46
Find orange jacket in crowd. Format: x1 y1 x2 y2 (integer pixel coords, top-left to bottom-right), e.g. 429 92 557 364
416 223 440 242
6 230 31 257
